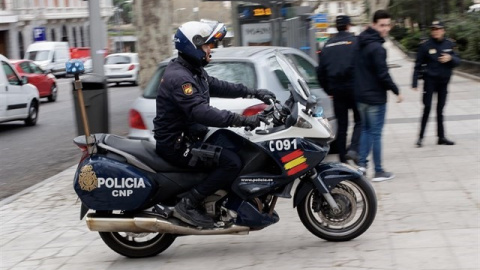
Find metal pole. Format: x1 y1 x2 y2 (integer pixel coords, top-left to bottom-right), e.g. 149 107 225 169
231 2 240 46
88 0 105 77
74 73 93 154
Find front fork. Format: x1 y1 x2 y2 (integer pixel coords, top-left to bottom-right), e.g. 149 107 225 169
293 163 363 210
307 168 341 213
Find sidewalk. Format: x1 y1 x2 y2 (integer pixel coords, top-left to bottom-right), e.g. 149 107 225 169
1 41 479 270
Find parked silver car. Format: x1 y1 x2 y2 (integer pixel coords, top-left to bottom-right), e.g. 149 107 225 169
128 46 336 142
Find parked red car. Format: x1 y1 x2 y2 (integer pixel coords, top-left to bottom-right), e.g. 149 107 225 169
10 59 58 102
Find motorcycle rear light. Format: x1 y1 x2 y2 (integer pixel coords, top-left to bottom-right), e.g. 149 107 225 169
79 149 89 164
128 64 135 71
129 109 147 130
242 104 268 116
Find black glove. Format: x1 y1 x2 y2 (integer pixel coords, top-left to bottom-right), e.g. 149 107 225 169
231 114 269 130
254 89 276 104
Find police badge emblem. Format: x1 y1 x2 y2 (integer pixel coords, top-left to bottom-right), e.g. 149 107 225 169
79 165 98 191
182 83 193 95
429 49 437 54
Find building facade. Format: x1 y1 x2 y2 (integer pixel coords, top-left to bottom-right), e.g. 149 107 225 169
0 0 113 59
314 1 366 24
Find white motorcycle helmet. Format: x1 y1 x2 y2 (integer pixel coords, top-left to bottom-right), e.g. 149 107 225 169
174 21 227 62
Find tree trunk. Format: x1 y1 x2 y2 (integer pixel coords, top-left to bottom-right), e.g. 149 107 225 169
457 0 464 14
134 0 173 89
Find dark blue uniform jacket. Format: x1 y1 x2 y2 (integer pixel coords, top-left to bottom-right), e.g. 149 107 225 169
317 31 358 96
153 56 251 148
412 37 460 88
354 27 399 105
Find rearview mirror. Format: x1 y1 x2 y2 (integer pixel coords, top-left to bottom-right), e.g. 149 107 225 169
21 76 28 85
304 95 317 115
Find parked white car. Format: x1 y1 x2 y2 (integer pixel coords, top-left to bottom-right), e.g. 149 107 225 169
104 53 139 86
128 46 336 142
0 54 40 126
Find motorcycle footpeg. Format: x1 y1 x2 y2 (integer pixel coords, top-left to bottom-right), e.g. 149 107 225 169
153 204 174 219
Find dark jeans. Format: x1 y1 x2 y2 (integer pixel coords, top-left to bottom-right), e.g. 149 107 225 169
156 138 242 197
333 93 362 163
419 77 450 139
357 103 386 173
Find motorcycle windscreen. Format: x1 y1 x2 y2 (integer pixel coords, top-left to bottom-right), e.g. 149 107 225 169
74 156 155 211
274 51 312 106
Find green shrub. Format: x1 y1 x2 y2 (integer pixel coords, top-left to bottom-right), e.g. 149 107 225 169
390 26 409 41
445 13 480 61
400 31 425 52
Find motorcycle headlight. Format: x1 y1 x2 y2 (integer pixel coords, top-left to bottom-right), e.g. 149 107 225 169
294 116 312 129
317 117 334 138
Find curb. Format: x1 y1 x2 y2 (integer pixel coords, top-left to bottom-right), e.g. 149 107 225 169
0 164 77 207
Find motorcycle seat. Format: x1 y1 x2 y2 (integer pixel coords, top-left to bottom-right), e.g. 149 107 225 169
102 135 199 172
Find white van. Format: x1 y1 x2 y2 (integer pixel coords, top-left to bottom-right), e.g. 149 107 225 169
0 54 40 126
24 41 70 77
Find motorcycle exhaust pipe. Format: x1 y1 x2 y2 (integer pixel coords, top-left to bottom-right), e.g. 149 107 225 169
85 213 250 235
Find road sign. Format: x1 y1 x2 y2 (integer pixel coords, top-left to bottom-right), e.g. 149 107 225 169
312 13 328 23
33 27 46 42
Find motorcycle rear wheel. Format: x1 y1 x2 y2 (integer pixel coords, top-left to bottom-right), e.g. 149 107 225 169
297 177 377 241
99 231 176 258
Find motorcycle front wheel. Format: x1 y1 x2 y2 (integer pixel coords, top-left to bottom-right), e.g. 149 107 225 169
297 177 377 241
99 231 176 258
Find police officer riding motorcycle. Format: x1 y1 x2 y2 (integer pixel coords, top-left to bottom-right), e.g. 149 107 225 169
153 21 276 228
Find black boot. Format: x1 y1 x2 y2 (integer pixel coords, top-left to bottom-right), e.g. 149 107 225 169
438 137 455 145
416 138 423 148
174 189 214 228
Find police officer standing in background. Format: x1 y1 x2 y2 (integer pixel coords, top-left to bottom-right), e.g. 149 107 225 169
412 21 460 147
317 15 361 164
154 21 275 228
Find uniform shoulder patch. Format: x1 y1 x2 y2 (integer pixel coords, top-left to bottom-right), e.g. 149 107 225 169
182 83 193 96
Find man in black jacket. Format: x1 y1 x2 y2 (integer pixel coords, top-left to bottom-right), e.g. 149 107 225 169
317 15 361 164
354 10 403 182
412 21 460 147
154 21 275 228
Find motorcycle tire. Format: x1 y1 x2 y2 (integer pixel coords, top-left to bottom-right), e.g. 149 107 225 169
99 231 176 258
297 177 377 242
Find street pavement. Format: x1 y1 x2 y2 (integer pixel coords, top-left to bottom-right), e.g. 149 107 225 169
1 41 479 270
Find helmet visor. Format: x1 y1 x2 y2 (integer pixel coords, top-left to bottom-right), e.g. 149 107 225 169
204 23 227 44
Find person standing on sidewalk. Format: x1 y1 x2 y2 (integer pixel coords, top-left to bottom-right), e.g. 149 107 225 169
317 15 361 165
412 21 460 147
354 10 403 182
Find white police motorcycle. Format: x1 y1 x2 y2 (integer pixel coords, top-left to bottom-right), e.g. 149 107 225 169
71 51 377 258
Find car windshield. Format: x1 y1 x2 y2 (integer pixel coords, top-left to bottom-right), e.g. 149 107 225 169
143 61 256 99
204 62 256 89
26 50 50 61
105 55 131 65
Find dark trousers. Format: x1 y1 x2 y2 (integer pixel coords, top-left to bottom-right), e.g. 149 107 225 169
157 140 242 197
419 77 449 139
333 92 362 163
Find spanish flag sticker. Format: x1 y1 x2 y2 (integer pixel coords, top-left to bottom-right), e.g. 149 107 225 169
281 149 308 176
182 83 193 95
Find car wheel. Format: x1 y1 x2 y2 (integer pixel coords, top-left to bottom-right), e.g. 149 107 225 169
48 84 58 102
25 100 38 126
